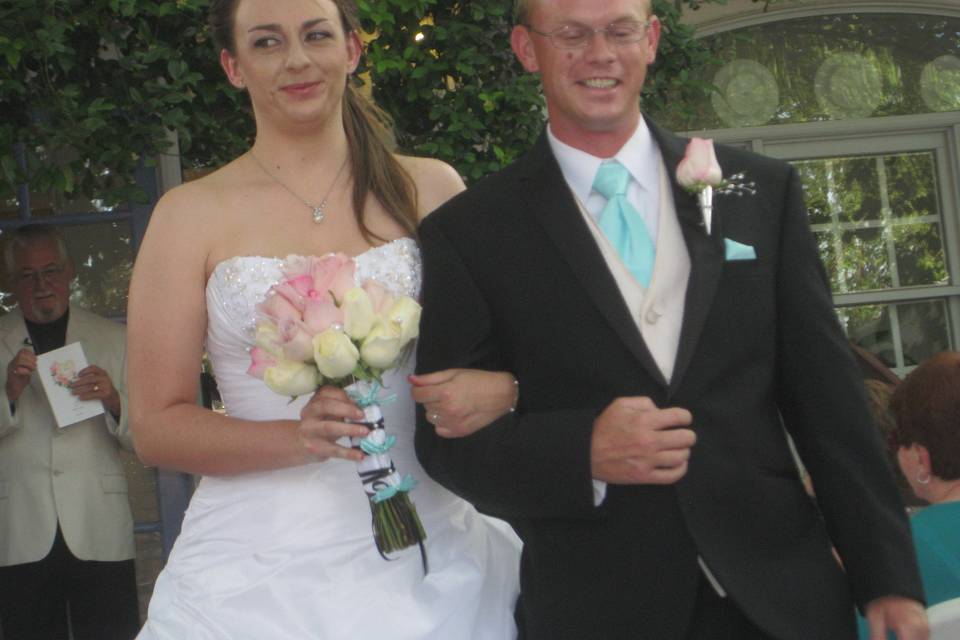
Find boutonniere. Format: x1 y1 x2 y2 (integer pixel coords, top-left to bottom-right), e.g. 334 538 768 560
676 137 755 235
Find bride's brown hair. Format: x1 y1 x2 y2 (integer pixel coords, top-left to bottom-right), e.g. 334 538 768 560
210 0 419 244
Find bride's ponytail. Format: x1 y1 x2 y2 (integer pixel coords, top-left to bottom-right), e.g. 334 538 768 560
341 79 420 244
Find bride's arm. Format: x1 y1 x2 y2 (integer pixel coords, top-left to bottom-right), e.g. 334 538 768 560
409 370 518 438
127 184 365 476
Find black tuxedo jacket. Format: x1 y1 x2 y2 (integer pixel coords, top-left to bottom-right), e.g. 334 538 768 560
414 121 923 640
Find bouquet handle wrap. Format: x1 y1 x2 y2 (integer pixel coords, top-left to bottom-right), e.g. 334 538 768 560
347 382 428 572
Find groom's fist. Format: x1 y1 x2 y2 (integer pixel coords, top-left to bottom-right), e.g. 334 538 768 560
590 397 695 485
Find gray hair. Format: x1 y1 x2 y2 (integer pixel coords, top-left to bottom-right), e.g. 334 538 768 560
3 224 70 274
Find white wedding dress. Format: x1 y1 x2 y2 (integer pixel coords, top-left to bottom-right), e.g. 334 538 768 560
137 238 521 639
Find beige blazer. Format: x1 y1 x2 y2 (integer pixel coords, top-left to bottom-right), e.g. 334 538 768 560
0 307 133 566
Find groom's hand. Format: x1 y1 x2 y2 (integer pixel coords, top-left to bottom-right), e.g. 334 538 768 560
591 397 695 485
865 596 928 640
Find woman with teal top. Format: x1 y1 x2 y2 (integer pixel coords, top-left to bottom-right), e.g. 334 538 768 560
858 351 960 638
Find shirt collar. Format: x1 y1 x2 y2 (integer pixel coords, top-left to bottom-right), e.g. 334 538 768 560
547 120 659 203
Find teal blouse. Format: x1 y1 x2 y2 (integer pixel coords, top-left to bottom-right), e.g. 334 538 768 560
857 501 960 639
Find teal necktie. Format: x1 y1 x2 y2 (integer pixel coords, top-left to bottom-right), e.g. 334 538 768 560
592 160 655 287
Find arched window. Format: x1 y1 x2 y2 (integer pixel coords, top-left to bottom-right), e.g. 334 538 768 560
650 4 960 376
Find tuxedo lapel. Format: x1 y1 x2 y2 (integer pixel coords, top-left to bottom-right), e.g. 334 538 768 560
647 122 725 396
518 134 668 387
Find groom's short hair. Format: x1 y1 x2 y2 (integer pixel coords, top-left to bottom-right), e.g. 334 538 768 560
515 0 652 24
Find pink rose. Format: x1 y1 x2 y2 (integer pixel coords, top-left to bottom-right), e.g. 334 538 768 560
310 253 356 302
247 346 277 378
302 298 344 334
278 320 316 362
677 138 723 235
676 138 722 189
273 274 316 311
258 290 303 323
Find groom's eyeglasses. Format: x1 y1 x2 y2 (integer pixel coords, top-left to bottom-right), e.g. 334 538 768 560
524 20 652 49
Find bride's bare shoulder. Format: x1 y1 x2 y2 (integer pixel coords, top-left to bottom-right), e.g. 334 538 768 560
153 159 248 222
394 155 465 220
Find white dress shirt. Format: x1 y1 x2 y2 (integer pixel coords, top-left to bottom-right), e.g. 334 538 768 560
547 120 661 248
545 120 727 597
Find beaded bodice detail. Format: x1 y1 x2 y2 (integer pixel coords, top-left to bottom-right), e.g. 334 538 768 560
203 238 420 420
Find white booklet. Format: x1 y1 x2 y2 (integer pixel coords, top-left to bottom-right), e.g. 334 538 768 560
36 342 105 428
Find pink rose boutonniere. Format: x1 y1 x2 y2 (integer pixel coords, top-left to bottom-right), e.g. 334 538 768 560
676 137 755 235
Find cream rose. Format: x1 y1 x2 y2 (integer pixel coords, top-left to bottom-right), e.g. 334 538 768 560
263 359 319 397
313 328 360 379
343 287 377 340
360 321 402 369
387 297 421 347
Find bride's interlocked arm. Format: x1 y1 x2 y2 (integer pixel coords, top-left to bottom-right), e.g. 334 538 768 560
408 369 518 438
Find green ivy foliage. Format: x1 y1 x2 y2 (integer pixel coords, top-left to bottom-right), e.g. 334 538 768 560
0 0 253 210
2 0 722 206
361 0 724 183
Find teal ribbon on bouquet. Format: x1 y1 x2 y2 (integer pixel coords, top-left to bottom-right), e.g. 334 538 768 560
346 381 397 408
348 381 400 455
345 379 428 572
372 474 418 504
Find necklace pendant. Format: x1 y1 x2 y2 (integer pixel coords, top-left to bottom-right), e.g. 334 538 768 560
312 206 325 223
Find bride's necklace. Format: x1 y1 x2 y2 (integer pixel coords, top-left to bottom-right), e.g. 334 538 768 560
249 151 349 223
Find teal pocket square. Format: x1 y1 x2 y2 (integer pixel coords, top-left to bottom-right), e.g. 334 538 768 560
724 238 756 261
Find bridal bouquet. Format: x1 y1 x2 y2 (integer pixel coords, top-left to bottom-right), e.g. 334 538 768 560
247 253 427 565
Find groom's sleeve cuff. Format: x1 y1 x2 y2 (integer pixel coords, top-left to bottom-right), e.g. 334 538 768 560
592 479 608 506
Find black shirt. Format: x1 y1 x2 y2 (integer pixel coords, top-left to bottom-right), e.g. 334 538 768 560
24 308 69 355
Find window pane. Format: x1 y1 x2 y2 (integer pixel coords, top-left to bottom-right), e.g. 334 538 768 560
893 223 948 287
64 222 134 317
886 153 938 219
837 299 951 370
652 14 960 130
797 161 831 225
793 151 949 293
898 299 950 366
838 227 891 292
813 230 839 289
838 304 894 367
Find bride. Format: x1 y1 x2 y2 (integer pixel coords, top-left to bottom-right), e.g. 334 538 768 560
126 0 521 637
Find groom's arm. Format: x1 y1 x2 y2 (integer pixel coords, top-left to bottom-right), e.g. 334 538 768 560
415 216 601 521
768 164 925 612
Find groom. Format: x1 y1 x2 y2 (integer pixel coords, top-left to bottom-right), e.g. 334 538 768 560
415 0 928 638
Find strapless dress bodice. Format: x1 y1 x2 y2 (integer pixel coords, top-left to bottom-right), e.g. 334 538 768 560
137 238 521 640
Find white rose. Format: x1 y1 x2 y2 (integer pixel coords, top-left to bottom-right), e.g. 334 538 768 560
387 296 421 347
263 360 319 397
360 321 402 370
342 287 376 340
313 328 360 379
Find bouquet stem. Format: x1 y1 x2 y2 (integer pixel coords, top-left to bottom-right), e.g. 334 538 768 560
349 383 428 573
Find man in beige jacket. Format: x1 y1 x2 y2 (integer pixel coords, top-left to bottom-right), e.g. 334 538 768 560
0 224 138 640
